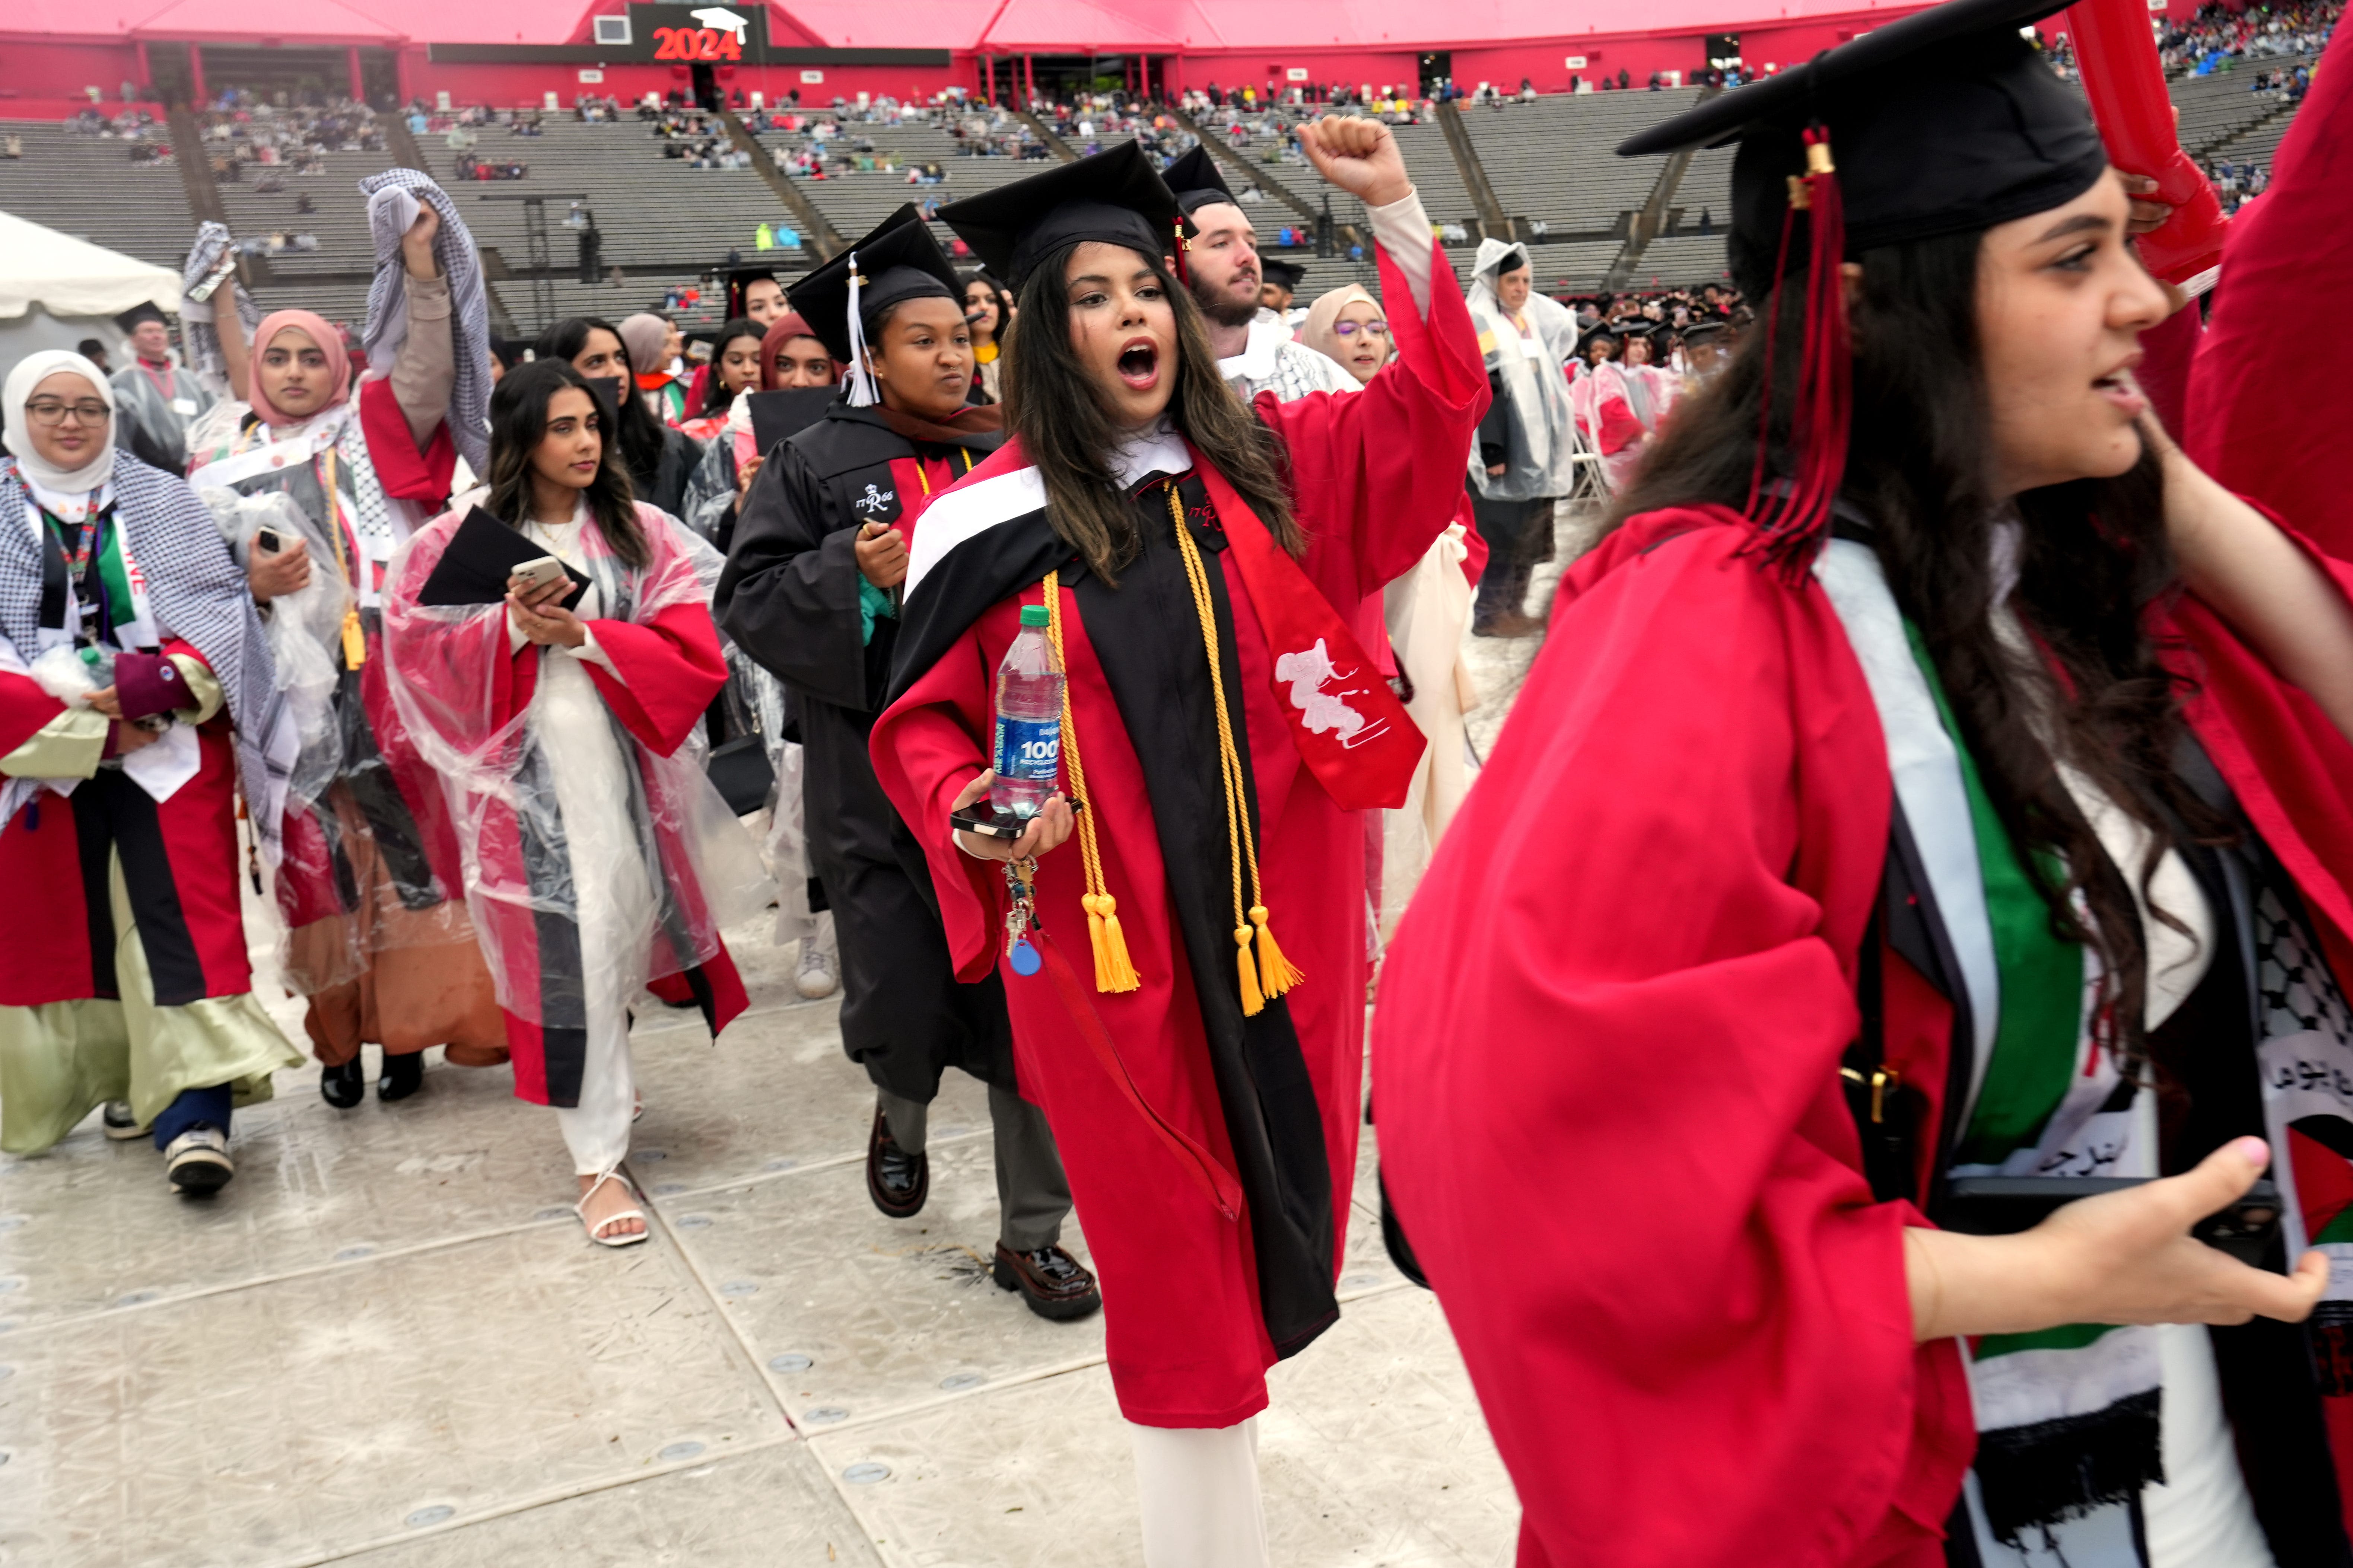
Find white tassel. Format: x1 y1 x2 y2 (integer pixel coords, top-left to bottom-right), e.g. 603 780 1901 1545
845 252 878 408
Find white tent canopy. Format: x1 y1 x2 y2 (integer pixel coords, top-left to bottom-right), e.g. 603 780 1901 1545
0 210 181 322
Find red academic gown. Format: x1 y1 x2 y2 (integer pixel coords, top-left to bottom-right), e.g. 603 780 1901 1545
1371 504 2353 1567
382 504 749 1105
870 235 1487 1428
0 644 249 1008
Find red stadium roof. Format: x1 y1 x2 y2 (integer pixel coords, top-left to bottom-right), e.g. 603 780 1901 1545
8 0 1918 48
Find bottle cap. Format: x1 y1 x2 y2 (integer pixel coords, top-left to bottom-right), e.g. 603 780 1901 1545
79 647 101 665
1020 605 1050 627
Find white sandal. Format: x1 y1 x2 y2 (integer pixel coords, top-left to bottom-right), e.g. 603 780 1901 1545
575 1168 649 1247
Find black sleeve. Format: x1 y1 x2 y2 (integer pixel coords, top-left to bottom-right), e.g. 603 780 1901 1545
1476 369 1511 468
713 444 872 711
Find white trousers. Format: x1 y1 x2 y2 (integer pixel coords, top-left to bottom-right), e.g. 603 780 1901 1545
1128 1416 1269 1568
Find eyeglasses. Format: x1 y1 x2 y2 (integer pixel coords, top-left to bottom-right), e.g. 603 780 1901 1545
1331 320 1389 338
24 399 111 427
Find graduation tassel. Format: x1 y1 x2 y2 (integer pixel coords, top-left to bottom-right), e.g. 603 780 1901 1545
1250 904 1303 1001
1236 925 1266 1016
844 254 880 408
1743 125 1851 581
1043 572 1140 993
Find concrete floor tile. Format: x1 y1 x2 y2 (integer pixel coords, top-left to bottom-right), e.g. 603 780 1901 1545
325 1442 883 1568
663 1141 1104 1429
0 1226 788 1568
805 1290 1513 1568
623 997 992 1199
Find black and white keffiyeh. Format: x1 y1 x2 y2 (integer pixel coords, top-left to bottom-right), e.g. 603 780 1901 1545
359 168 491 475
178 222 261 393
0 454 292 862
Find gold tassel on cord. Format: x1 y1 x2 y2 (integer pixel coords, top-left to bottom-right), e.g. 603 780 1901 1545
1045 573 1140 993
1250 905 1303 1000
1235 926 1265 1016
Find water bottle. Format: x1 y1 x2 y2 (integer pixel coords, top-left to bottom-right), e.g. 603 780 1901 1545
79 644 116 688
991 604 1064 820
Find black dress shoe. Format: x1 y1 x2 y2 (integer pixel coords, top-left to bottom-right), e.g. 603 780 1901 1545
320 1058 365 1110
378 1052 424 1102
993 1243 1102 1321
866 1109 928 1218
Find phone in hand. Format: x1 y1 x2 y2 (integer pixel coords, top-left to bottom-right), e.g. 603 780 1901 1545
254 526 285 554
1943 1175 2286 1269
509 554 570 592
185 255 238 303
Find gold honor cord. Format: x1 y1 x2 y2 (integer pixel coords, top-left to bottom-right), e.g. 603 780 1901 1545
318 447 366 669
1165 485 1303 1017
1042 569 1141 992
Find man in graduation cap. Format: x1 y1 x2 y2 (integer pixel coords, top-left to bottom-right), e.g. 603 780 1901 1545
713 208 1097 1325
1162 145 1358 403
1256 256 1307 329
1373 0 2353 1562
108 304 215 474
866 128 1485 1563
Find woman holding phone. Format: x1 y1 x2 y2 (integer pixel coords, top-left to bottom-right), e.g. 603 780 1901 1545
382 359 764 1247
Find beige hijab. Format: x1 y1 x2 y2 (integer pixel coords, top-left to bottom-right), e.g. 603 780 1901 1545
1297 285 1385 381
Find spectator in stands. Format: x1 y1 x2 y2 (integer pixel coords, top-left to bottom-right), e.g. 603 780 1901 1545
0 350 300 1195
1467 240 1578 636
961 271 1015 404
109 306 213 474
533 317 699 519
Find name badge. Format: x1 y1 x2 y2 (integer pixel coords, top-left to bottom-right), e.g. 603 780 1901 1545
1518 335 1546 361
171 397 198 415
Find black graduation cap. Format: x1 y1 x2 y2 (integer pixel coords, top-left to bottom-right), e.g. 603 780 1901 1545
114 302 168 331
1576 324 1620 355
1681 319 1729 341
937 142 1183 290
1618 0 2106 299
1259 257 1306 293
1161 144 1238 216
786 204 962 365
724 267 783 319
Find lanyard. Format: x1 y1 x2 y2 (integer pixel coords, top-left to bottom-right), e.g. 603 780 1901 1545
317 446 368 668
38 504 112 644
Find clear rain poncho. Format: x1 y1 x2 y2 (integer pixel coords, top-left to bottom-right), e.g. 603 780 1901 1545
1465 239 1583 504
379 500 771 1030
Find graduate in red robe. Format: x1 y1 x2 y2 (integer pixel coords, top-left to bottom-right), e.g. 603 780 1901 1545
1375 5 2353 1564
868 132 1485 1563
382 361 765 1247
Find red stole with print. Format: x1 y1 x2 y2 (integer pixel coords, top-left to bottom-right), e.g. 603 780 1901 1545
1186 443 1424 812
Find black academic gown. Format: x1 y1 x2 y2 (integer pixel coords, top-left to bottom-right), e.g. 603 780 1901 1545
715 403 1014 1100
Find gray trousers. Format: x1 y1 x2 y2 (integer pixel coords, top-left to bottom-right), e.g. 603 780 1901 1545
875 1082 1072 1252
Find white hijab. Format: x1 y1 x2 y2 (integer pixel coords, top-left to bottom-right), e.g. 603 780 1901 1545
3 350 118 497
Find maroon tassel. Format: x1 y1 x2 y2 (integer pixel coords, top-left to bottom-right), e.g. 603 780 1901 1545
1172 217 1191 286
1743 126 1851 580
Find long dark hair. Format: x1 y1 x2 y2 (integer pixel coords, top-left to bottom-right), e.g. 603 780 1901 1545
1609 231 2228 1074
960 269 1015 344
1001 243 1297 585
700 316 765 417
532 316 669 489
485 359 649 569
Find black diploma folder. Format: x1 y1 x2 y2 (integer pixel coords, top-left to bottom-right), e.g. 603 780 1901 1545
416 507 591 610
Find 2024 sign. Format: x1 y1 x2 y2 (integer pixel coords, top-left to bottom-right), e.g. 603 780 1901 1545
651 26 743 60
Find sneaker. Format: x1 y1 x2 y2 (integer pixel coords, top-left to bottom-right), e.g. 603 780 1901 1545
795 917 839 1000
102 1100 146 1141
163 1126 235 1196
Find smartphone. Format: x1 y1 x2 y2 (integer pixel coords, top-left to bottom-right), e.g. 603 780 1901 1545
950 798 1080 838
1943 1175 2285 1268
510 555 569 590
254 527 284 554
185 255 238 303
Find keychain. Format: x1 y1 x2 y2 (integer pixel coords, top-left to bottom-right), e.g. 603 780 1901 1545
1003 855 1042 976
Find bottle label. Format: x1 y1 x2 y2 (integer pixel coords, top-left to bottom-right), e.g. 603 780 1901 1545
993 715 1062 783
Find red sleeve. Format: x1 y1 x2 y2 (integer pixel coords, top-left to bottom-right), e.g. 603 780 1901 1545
2185 26 2353 559
1595 392 1646 455
1255 236 1491 606
0 670 68 756
357 375 458 504
1372 513 1966 1567
868 609 1014 983
582 601 729 758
